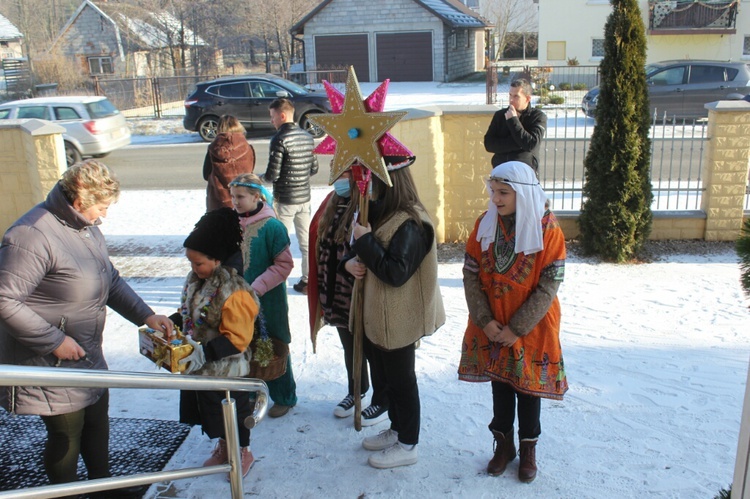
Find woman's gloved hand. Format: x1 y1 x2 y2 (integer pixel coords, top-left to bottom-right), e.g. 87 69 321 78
179 336 205 374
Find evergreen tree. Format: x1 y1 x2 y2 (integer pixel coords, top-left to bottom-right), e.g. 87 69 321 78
737 218 750 297
578 0 653 262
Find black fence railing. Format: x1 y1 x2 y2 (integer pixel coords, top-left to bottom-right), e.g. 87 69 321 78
487 64 600 108
648 0 738 31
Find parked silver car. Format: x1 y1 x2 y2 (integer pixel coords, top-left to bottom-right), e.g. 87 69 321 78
0 96 131 167
582 60 750 120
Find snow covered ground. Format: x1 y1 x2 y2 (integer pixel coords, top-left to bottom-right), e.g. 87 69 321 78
96 186 750 499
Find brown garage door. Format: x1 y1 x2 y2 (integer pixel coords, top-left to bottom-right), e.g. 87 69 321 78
376 32 432 82
314 34 369 82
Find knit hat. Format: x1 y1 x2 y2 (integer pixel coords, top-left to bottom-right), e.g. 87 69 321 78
183 207 242 262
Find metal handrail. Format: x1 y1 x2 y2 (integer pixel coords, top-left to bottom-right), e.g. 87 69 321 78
0 365 269 499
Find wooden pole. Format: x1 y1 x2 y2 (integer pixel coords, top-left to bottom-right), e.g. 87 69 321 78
351 169 370 431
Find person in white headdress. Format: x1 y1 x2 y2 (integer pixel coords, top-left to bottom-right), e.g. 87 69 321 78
458 161 568 483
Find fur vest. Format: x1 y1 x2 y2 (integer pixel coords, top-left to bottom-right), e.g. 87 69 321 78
182 265 256 377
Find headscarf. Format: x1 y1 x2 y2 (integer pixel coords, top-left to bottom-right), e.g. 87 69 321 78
476 161 548 255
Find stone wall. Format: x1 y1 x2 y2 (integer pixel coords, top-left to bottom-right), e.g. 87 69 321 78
0 120 66 234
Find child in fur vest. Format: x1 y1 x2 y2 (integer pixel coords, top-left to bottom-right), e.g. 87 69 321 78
174 207 260 478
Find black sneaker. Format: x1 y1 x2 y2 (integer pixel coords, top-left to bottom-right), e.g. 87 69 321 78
334 393 365 418
293 278 308 294
361 404 389 427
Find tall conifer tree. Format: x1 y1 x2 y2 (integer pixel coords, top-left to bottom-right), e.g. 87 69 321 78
578 0 652 261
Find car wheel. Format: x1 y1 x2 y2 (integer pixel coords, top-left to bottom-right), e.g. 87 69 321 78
64 141 82 168
198 117 220 142
300 112 325 138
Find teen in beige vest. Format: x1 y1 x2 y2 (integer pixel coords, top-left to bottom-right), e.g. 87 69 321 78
345 158 445 470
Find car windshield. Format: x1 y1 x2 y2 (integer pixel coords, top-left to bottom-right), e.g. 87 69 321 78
84 99 119 119
271 78 309 95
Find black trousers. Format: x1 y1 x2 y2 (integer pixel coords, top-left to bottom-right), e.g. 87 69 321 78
364 335 419 445
40 390 110 484
490 380 541 440
180 390 253 447
337 326 370 397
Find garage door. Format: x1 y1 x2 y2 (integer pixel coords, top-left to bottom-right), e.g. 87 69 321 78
376 32 432 82
314 34 369 82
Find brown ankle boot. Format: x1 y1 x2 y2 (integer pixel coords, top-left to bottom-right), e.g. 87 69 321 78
518 438 538 483
487 429 516 476
203 438 228 466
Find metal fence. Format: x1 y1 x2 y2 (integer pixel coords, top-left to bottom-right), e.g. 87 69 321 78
539 109 708 212
487 63 600 108
0 365 269 499
92 69 348 119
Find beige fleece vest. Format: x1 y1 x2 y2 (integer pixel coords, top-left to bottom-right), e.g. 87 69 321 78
356 209 445 350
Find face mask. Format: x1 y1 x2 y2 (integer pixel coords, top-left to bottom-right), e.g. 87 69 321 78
333 178 351 197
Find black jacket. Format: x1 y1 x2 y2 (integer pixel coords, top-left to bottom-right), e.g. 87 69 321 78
264 122 318 204
484 106 547 171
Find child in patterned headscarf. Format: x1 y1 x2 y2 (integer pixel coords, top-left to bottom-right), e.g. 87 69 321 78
458 161 567 483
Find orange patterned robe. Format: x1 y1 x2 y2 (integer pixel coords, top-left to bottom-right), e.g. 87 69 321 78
458 210 568 400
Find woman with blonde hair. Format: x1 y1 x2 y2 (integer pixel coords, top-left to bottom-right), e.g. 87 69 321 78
0 159 173 495
204 115 255 210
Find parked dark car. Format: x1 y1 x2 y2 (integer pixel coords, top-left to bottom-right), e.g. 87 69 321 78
581 60 750 120
183 74 332 141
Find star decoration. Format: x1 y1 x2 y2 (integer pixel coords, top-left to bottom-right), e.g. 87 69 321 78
308 66 407 186
315 80 413 160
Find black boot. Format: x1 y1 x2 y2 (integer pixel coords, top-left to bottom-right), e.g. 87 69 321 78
487 427 516 476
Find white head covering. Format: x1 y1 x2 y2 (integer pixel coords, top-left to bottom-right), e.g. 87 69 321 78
476 161 548 255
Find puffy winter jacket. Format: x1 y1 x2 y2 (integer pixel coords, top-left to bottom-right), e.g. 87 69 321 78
203 132 256 211
0 183 155 416
264 122 319 204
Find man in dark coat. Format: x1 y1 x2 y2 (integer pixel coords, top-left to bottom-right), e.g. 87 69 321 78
262 97 319 295
484 79 547 173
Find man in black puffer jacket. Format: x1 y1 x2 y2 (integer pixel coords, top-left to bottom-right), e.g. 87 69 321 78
263 98 319 294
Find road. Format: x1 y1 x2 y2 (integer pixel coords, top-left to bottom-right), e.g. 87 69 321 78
104 138 333 190
104 137 707 190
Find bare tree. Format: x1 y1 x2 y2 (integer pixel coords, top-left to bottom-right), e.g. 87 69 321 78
480 0 538 61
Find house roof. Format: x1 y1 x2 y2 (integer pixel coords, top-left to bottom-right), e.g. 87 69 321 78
49 0 125 60
0 13 22 40
120 12 207 49
291 0 491 34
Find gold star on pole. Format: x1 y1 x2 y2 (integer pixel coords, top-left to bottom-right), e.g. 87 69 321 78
308 66 406 187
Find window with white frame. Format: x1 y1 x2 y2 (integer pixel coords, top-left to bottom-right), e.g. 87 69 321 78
744 35 750 56
88 56 113 75
450 32 457 50
592 39 605 58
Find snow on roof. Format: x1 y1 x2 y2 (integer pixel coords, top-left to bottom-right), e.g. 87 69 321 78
0 13 23 40
122 11 205 49
416 0 490 28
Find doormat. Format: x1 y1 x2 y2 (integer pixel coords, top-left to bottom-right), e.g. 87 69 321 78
0 411 190 497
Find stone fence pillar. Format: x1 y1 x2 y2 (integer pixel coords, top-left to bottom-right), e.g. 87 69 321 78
701 100 750 241
0 119 66 234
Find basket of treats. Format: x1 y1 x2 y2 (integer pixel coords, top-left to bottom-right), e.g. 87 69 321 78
248 313 288 381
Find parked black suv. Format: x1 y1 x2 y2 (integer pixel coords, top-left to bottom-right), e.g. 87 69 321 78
183 74 332 141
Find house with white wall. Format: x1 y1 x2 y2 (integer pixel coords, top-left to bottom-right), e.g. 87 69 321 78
538 0 750 65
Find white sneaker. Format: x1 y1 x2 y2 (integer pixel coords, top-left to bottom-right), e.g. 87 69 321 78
361 404 389 427
333 393 364 418
362 428 398 451
368 442 418 469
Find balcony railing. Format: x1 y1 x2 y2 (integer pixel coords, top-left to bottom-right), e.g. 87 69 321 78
648 0 738 33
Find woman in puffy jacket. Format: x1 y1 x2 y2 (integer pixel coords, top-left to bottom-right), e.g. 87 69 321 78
204 115 256 210
0 160 173 492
